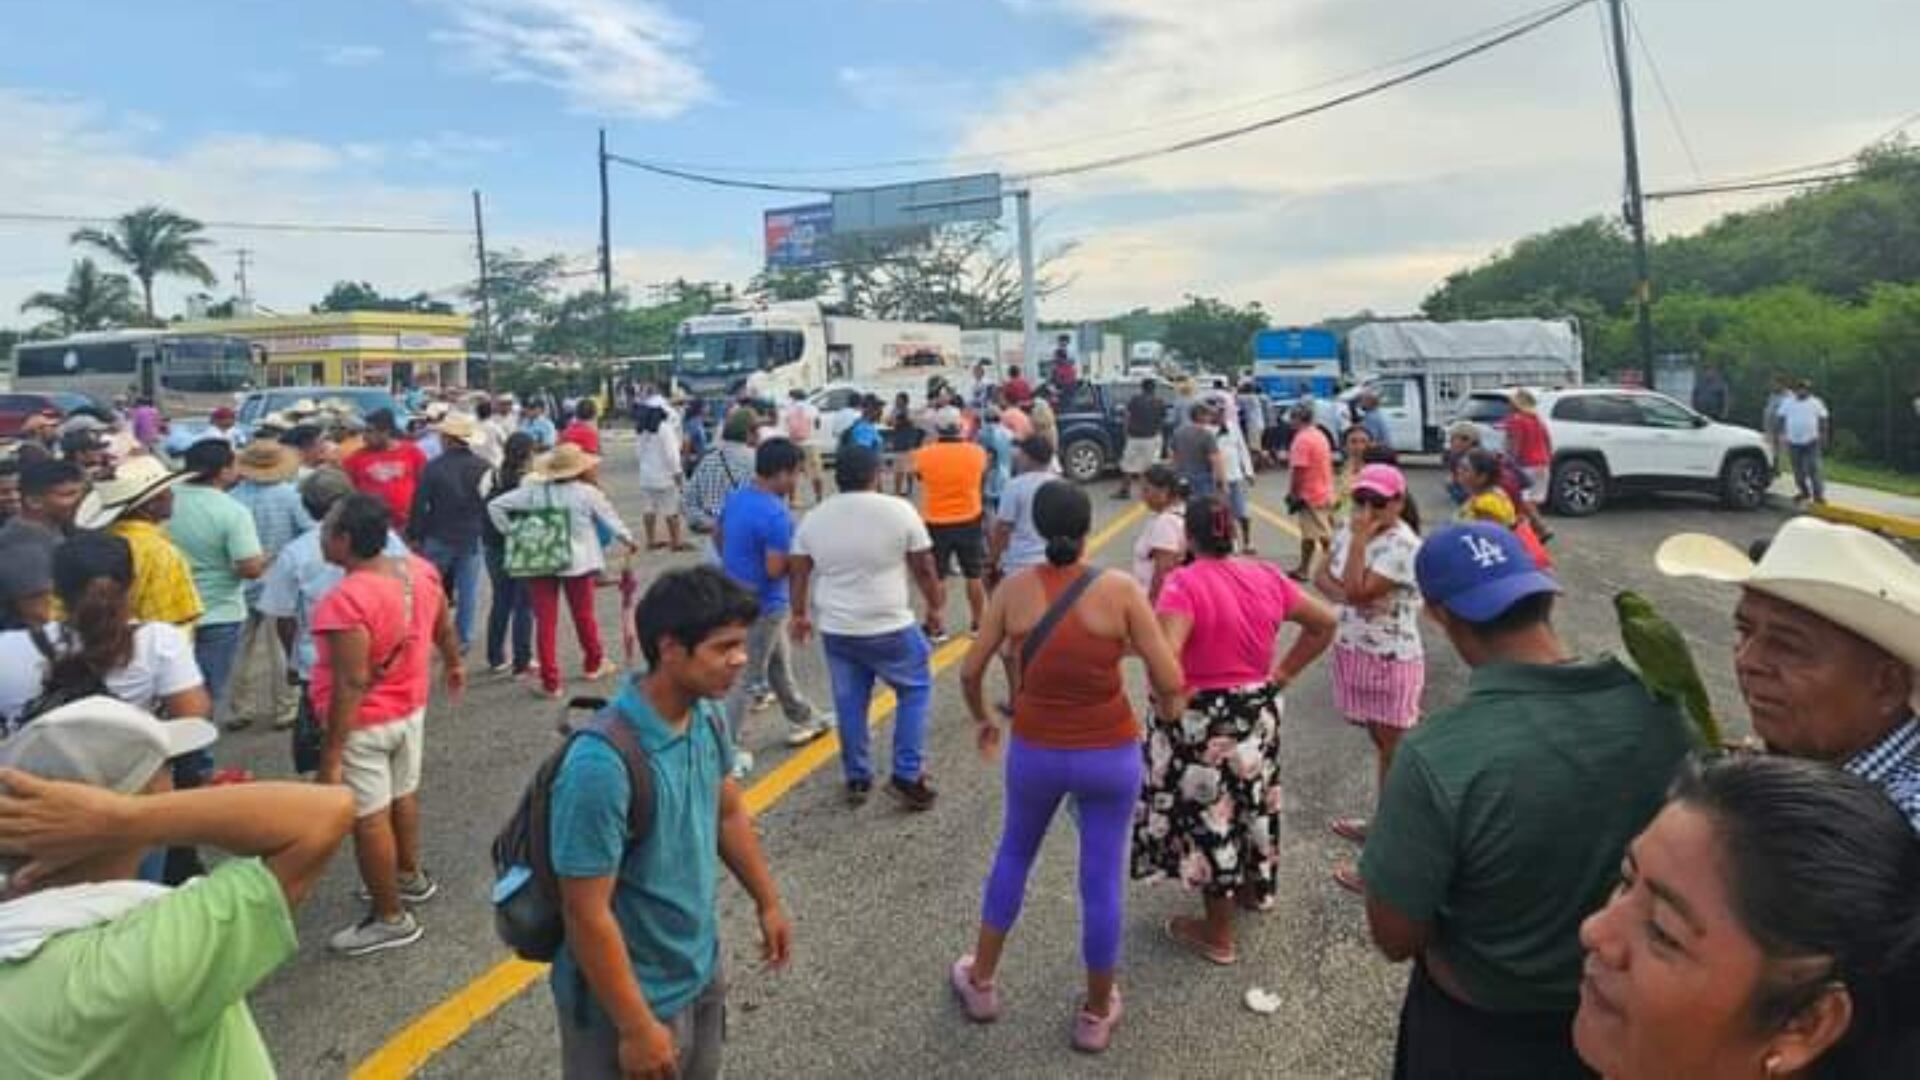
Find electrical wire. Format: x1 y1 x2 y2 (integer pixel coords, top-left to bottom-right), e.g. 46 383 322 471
1627 2 1703 181
1645 107 1920 194
0 211 466 236
1646 171 1858 202
1593 0 1627 205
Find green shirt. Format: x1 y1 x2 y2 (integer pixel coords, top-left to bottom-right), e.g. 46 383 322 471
168 484 264 626
1359 657 1690 1013
0 858 296 1078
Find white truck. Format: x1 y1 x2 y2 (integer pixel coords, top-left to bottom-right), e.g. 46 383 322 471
672 301 964 404
1339 318 1584 453
959 327 1127 381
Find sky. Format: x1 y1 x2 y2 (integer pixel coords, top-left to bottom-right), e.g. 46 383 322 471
2 0 1916 329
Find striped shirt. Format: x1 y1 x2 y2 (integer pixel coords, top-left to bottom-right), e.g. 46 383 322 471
231 479 314 609
1844 715 1920 835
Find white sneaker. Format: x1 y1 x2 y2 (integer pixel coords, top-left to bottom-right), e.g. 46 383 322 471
730 749 755 780
785 716 834 746
749 691 775 713
328 911 423 956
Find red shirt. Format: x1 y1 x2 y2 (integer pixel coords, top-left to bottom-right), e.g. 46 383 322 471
560 419 602 455
1003 376 1033 406
344 442 429 531
1504 411 1552 468
311 555 445 727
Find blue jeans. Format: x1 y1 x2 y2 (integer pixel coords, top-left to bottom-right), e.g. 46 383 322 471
185 620 243 783
483 542 533 670
425 536 485 650
821 626 932 784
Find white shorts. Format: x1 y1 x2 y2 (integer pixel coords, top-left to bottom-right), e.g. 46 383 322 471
1520 468 1548 506
636 485 680 516
343 708 426 817
1121 436 1161 475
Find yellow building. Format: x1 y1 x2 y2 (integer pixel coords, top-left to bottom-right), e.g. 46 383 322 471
174 311 470 390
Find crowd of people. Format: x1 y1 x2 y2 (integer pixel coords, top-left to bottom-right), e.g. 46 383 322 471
0 367 1915 1080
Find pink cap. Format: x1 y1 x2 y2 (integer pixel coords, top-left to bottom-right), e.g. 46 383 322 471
1352 463 1407 500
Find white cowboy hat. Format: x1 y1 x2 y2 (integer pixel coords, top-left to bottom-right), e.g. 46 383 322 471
1657 516 1920 670
73 454 190 531
435 413 479 442
531 442 598 481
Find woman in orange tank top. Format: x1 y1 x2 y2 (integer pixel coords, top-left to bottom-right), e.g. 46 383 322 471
951 480 1186 1053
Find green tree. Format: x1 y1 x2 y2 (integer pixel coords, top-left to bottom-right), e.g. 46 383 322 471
69 205 217 320
745 268 829 303
464 250 566 354
314 280 453 315
831 223 1072 326
1161 295 1268 372
19 259 141 333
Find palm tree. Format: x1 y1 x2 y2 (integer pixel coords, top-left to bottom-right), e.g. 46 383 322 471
70 205 217 320
19 259 140 333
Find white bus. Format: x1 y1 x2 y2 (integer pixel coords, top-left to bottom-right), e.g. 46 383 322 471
5 330 260 416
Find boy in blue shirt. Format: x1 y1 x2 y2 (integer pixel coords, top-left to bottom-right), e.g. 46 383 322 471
717 440 831 779
548 566 793 1080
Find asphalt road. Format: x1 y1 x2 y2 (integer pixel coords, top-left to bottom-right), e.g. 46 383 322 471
222 436 1790 1079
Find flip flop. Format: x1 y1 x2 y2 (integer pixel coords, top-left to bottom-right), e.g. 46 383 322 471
1331 863 1365 895
647 541 667 551
1328 817 1369 845
1164 916 1237 966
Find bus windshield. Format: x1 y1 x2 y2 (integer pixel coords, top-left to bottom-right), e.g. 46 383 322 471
162 337 256 393
673 330 804 376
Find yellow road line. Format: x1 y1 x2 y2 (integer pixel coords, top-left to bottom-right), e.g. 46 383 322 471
1251 499 1304 539
352 501 1148 1078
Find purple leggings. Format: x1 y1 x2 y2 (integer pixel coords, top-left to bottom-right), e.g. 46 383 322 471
981 735 1143 972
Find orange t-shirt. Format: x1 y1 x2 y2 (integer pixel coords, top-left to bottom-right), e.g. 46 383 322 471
915 441 988 526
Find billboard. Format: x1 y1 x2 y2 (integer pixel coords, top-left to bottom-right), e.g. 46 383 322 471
764 203 835 269
831 174 1002 236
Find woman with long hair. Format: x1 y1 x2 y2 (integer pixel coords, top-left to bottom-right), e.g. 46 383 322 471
482 431 538 678
0 531 211 732
954 480 1187 1052
1131 465 1188 605
1575 753 1920 1079
1135 495 1337 965
1312 463 1425 893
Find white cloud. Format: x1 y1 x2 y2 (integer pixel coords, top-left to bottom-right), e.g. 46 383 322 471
321 44 386 67
427 0 710 120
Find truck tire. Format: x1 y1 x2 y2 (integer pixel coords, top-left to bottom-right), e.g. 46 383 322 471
1719 452 1769 511
1550 457 1607 517
1062 438 1107 484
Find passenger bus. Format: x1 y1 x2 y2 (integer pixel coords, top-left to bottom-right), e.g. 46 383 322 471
4 330 261 416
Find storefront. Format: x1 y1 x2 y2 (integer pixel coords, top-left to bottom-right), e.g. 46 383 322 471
173 311 471 390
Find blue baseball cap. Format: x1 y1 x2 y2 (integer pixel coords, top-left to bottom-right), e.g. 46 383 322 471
1415 523 1560 622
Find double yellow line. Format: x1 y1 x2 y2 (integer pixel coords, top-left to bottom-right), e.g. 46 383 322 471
352 502 1149 1077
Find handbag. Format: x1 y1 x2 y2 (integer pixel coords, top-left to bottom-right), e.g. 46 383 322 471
504 482 573 578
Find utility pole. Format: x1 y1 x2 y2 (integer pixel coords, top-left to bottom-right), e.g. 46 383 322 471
1608 0 1656 373
233 248 253 302
471 189 493 390
597 128 615 371
1015 187 1038 371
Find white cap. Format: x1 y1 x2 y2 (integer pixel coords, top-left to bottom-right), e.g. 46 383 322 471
0 697 217 795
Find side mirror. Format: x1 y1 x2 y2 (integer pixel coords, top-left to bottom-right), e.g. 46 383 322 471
1693 414 1710 428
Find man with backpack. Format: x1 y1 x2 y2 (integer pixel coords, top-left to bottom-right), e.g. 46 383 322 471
539 566 792 1079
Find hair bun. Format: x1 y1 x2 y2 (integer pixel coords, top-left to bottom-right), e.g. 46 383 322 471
1044 534 1080 566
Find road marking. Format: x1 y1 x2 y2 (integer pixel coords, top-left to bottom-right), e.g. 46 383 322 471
1251 499 1304 539
352 501 1149 1078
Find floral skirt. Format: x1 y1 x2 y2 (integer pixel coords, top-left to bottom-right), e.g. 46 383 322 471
1131 684 1284 902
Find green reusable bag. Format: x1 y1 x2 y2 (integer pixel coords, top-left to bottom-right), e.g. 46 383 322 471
504 482 572 578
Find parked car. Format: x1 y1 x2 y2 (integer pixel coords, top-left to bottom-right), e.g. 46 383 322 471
1460 387 1772 516
234 386 406 429
0 391 115 438
1053 380 1143 483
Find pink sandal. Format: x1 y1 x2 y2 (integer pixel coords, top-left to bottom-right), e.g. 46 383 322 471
949 955 1003 1023
1072 988 1123 1053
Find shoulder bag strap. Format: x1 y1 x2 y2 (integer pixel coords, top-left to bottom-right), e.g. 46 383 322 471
369 563 416 682
1019 567 1103 671
589 709 655 844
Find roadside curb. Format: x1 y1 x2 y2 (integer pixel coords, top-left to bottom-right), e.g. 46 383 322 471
1768 493 1920 541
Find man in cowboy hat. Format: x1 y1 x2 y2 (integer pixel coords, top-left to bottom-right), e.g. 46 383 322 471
79 454 202 629
410 413 493 652
168 440 266 731
1659 517 1920 832
228 441 312 731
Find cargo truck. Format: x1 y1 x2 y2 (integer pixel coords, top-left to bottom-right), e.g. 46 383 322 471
672 301 963 404
1339 318 1584 453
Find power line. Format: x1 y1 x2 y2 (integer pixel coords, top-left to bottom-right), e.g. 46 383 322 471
1646 171 1858 202
0 211 467 236
1646 107 1920 193
603 153 847 195
1627 1 1703 181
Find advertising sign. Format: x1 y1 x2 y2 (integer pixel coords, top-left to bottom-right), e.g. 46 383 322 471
830 174 1002 236
764 203 835 269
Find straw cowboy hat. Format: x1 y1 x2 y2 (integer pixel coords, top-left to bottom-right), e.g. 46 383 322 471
73 454 190 531
532 442 598 481
235 440 299 484
435 413 479 442
1657 516 1920 671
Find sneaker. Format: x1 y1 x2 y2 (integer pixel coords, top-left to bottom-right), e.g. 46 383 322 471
846 779 872 806
357 870 440 905
749 690 776 713
584 661 619 680
924 624 952 645
950 955 1003 1023
784 716 834 747
486 661 513 676
1071 989 1123 1053
887 775 937 812
328 911 423 956
730 749 755 780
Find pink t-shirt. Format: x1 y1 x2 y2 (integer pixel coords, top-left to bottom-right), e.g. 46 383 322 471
1156 557 1302 690
1289 426 1334 508
311 554 444 727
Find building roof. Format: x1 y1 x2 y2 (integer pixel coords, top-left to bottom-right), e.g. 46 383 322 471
173 310 471 336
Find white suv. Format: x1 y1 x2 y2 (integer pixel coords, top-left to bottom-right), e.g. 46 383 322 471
1459 388 1772 517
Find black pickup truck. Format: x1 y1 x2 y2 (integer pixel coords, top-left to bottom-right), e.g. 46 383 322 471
1052 379 1155 483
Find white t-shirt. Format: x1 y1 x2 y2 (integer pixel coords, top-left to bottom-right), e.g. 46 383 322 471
1776 395 1828 446
0 623 204 733
780 401 821 443
791 492 932 637
1132 507 1186 591
1327 522 1424 660
634 429 681 490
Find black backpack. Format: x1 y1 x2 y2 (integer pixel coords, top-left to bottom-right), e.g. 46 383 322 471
633 402 667 435
491 705 655 963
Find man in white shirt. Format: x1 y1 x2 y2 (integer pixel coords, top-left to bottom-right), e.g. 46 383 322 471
634 395 688 551
1776 379 1830 504
778 389 825 507
789 446 944 810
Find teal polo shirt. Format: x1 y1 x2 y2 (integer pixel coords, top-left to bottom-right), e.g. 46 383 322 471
549 679 731 1025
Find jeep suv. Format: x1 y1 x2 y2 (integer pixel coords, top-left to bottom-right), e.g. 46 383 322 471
1461 388 1772 516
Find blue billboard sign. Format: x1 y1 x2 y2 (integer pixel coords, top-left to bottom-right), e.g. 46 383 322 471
764 203 835 269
